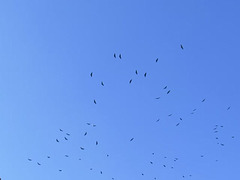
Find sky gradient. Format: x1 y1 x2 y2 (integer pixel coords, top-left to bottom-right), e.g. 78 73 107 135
0 1 240 180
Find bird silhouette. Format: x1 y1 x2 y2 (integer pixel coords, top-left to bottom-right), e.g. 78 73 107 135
156 58 158 62
96 141 98 145
66 133 70 136
94 99 97 104
84 132 87 136
114 53 116 58
130 138 134 141
180 44 184 49
164 86 167 89
101 81 104 86
144 72 147 77
167 90 171 94
119 54 122 59
28 158 32 161
80 147 85 150
59 129 63 132
90 72 93 77
56 139 59 143
135 70 138 75
155 97 160 99
37 162 41 166
129 79 132 84
202 99 206 102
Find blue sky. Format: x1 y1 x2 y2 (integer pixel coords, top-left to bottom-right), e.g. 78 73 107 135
0 0 240 179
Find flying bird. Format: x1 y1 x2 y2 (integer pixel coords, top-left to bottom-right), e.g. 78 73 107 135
114 53 116 58
167 90 171 94
135 70 138 75
144 73 147 77
156 58 158 62
156 119 160 122
80 147 85 150
56 139 59 143
202 99 206 102
65 155 69 157
66 133 70 136
168 114 172 116
59 129 63 132
96 141 98 145
180 44 184 49
64 137 68 140
119 54 122 59
37 162 41 166
84 132 87 136
130 138 134 141
94 99 97 104
101 81 104 86
176 123 180 126
90 72 93 77
227 106 231 110
59 170 62 172
47 156 50 159
164 86 167 89
129 79 132 84
28 158 32 161
86 123 91 125
155 97 160 99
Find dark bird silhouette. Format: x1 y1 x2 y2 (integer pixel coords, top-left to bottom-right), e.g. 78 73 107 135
84 132 87 136
66 133 70 136
180 118 183 120
101 81 104 86
114 53 116 58
168 114 172 116
59 129 63 132
59 170 62 172
164 86 167 89
130 138 134 141
47 156 50 159
193 109 197 111
150 161 153 164
167 90 171 94
96 141 98 145
94 99 97 104
202 99 206 102
37 162 41 166
87 123 91 125
93 124 96 127
100 171 103 174
156 119 160 122
64 137 68 140
144 72 147 77
180 44 184 49
65 155 69 157
135 70 138 75
129 79 132 84
28 158 32 161
90 72 93 77
163 165 166 167
156 58 158 62
80 147 85 150
176 123 180 126
227 106 231 110
119 54 122 59
56 139 59 143
155 97 160 99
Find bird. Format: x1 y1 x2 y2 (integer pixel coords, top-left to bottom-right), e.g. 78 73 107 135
130 138 134 141
94 99 97 104
180 44 184 49
129 79 132 84
56 139 59 143
150 161 153 164
168 114 172 116
66 133 70 136
135 70 138 75
93 124 96 127
96 141 98 145
90 72 93 77
155 97 160 99
176 123 180 126
119 54 122 59
167 90 171 94
180 118 183 120
47 156 50 159
202 99 206 102
114 53 116 58
37 162 41 166
84 132 87 136
227 106 231 110
156 58 158 62
193 109 197 111
156 119 160 122
59 169 62 172
144 72 147 77
86 123 91 125
101 81 104 86
28 158 32 161
100 171 103 174
80 147 85 150
163 165 166 167
59 129 63 132
164 86 167 89
64 137 68 140
65 155 69 157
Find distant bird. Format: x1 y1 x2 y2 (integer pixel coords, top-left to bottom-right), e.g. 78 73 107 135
64 137 68 140
56 139 59 143
84 132 87 136
202 99 206 102
96 141 98 145
66 133 70 136
59 170 62 172
47 156 50 159
130 138 134 141
180 118 183 120
193 109 197 111
168 114 172 116
80 147 85 150
232 136 235 138
114 53 116 58
180 44 184 49
135 70 138 75
163 165 166 167
176 123 180 126
156 58 158 62
156 119 160 122
86 123 91 125
90 72 93 77
167 90 171 94
227 106 231 110
90 168 93 170
59 129 63 132
101 81 104 86
119 54 122 59
150 161 153 164
37 162 41 166
129 79 132 84
141 173 144 176
155 97 160 99
94 99 97 104
93 124 96 127
65 155 69 157
144 72 147 77
220 143 224 146
100 171 103 174
28 158 32 161
164 86 167 89
201 155 204 157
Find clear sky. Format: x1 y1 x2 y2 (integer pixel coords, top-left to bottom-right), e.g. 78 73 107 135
0 0 240 180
